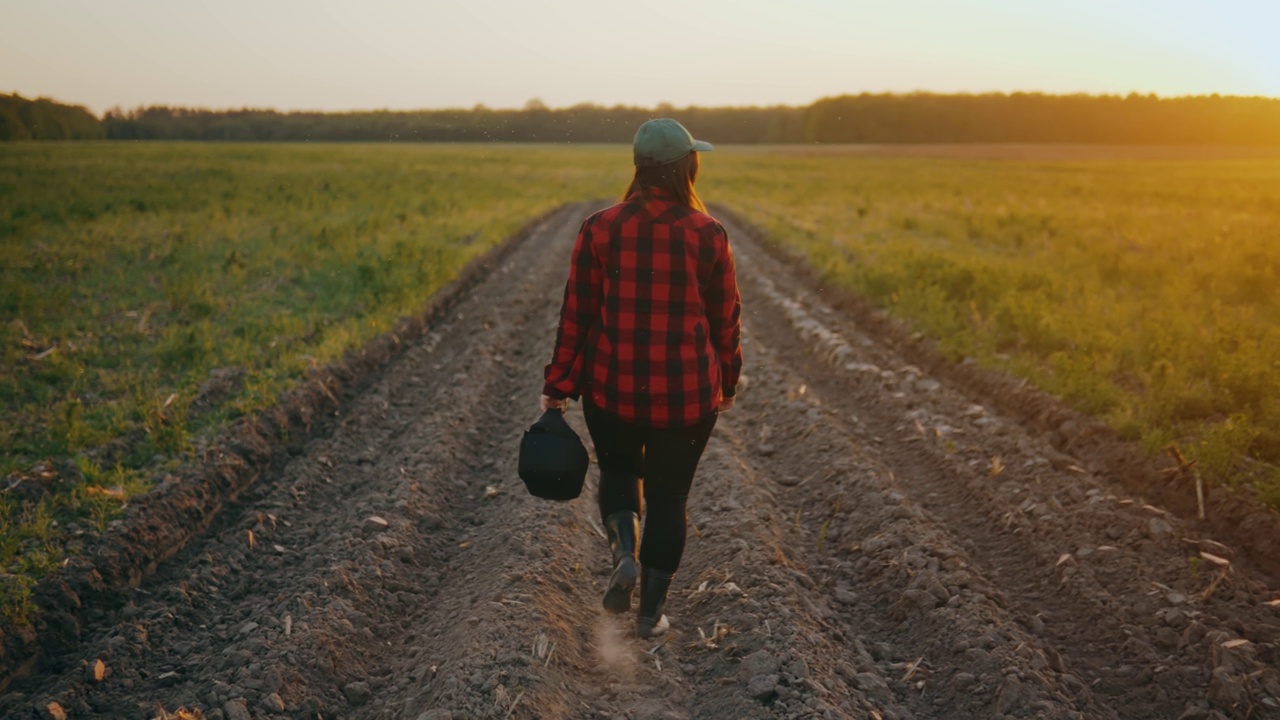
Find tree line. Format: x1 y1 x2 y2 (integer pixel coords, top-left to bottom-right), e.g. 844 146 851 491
805 93 1280 145
5 92 1280 144
98 103 807 144
1 93 104 140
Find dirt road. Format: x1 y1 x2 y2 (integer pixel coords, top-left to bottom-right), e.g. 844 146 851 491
5 202 1279 719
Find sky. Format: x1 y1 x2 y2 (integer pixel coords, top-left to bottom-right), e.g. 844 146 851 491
2 0 1277 115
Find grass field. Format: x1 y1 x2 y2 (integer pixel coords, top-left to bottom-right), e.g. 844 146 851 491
2 142 1279 621
706 148 1280 502
0 143 626 618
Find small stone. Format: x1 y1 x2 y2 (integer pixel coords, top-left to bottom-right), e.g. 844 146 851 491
834 589 857 605
1154 627 1180 650
363 516 390 533
952 672 977 690
262 693 286 712
157 671 180 687
1025 614 1046 634
1176 705 1211 720
915 378 942 393
1146 517 1173 539
343 681 372 706
851 673 893 704
748 674 779 700
223 699 252 720
785 656 812 681
741 650 780 677
997 676 1025 714
1184 621 1209 645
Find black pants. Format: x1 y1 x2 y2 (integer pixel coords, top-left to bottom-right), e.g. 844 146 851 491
583 399 717 574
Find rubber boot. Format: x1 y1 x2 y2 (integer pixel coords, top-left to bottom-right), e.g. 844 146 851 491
635 567 674 638
602 511 640 613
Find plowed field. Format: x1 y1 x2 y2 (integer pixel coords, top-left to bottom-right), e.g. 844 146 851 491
5 203 1278 720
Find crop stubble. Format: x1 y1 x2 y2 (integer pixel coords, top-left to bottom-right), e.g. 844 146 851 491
3 203 1279 719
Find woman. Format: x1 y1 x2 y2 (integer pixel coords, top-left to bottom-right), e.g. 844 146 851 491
540 118 742 639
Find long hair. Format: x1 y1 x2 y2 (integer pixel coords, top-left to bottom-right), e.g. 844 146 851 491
623 151 705 212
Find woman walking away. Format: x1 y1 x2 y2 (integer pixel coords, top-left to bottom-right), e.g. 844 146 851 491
540 118 742 639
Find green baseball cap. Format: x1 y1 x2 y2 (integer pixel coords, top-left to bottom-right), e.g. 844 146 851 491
633 118 714 167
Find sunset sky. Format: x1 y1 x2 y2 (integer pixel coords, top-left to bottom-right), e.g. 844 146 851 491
2 0 1276 114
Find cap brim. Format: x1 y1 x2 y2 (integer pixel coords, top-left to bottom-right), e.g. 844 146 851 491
692 140 714 152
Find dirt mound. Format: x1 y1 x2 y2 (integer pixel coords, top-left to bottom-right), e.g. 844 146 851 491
3 203 1278 719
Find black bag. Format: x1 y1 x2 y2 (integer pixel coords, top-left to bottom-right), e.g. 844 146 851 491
518 409 589 501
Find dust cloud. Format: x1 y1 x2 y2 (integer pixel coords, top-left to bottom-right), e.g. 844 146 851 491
592 614 638 678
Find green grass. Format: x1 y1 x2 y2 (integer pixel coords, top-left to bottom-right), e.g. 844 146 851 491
703 148 1280 506
4 141 1279 623
0 142 627 620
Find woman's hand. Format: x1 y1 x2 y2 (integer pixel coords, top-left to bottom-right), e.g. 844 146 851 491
718 394 736 412
540 394 569 413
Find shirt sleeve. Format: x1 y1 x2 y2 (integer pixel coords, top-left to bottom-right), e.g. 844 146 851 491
542 217 601 400
705 224 743 398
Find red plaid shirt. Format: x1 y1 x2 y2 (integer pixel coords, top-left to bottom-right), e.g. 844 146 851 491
543 188 742 428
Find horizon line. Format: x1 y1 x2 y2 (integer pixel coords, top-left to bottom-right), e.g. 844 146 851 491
8 88 1280 119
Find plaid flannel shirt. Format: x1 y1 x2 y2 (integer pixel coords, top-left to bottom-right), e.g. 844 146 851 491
542 188 743 428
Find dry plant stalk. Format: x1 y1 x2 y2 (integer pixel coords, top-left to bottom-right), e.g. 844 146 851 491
502 690 525 719
1165 445 1204 520
314 376 339 405
1199 551 1230 568
1200 566 1230 602
901 656 926 682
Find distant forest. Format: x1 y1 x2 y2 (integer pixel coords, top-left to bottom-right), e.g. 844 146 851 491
5 91 1280 144
1 94 104 140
